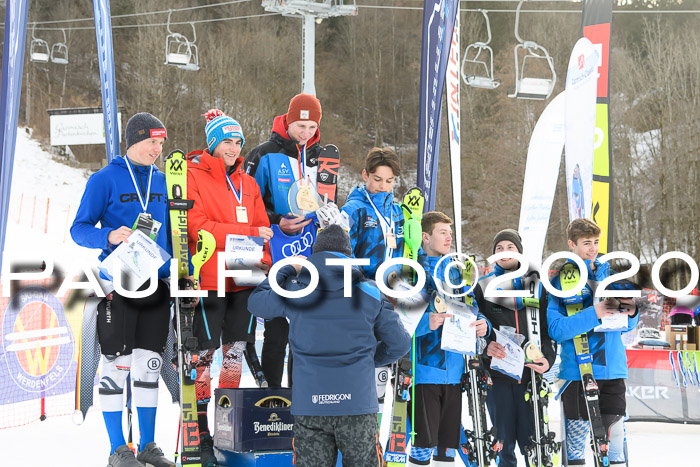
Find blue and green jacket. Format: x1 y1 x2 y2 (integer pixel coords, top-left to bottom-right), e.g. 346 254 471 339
547 258 639 382
340 185 405 280
413 255 490 385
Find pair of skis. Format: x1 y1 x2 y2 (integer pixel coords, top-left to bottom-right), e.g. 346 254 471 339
522 271 561 467
669 350 700 388
559 262 609 467
166 150 217 466
384 186 425 466
459 255 502 467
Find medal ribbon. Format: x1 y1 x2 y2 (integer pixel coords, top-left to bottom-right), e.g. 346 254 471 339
364 190 395 261
124 156 153 213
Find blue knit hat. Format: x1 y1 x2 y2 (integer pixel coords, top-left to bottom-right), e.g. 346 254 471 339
203 109 245 153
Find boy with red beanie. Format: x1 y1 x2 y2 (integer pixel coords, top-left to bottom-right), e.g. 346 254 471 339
243 93 323 388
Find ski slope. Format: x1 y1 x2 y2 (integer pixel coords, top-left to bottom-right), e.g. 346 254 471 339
2 130 699 466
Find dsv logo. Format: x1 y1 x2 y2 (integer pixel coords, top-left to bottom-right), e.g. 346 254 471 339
281 232 314 257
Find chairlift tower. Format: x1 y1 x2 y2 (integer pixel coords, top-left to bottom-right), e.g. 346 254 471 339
262 1 357 95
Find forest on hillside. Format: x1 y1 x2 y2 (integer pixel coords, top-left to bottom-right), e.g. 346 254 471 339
3 0 699 283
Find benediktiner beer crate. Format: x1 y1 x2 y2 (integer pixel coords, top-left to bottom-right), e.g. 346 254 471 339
214 388 294 452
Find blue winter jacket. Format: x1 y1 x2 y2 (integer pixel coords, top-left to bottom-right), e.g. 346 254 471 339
71 156 172 279
340 185 405 279
413 255 490 385
547 258 639 381
248 251 411 416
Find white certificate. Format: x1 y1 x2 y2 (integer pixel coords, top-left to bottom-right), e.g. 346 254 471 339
490 328 525 381
390 278 431 336
440 300 478 356
225 234 266 286
594 313 629 332
99 229 170 289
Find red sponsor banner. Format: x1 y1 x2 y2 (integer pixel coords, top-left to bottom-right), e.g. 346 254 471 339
150 128 167 138
583 23 610 99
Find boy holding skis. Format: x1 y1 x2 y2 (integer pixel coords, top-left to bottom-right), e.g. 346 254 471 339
243 93 322 388
71 113 176 467
548 218 639 465
474 229 557 467
408 211 489 467
186 109 273 466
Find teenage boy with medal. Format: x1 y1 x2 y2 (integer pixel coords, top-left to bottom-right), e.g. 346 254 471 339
71 113 177 467
243 93 323 388
340 147 406 423
185 109 273 467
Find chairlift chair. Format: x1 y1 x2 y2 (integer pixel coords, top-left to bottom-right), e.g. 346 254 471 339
164 11 199 71
50 29 69 65
507 1 556 100
461 10 500 90
30 24 50 63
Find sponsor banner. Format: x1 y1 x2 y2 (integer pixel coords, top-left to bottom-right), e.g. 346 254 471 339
417 0 459 211
0 0 29 275
1 287 76 404
446 12 462 252
93 0 121 161
626 349 700 423
518 91 565 266
564 37 599 222
582 0 613 252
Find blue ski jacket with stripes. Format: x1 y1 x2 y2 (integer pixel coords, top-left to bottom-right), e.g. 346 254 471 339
547 258 639 382
70 156 172 279
248 251 411 416
413 255 490 385
340 185 405 280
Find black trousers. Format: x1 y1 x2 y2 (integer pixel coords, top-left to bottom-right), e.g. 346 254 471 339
261 317 292 387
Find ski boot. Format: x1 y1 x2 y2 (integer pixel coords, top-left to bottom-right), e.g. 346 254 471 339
136 442 176 467
107 445 143 467
199 432 218 467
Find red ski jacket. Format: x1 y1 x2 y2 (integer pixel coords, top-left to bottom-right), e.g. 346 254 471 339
187 149 271 292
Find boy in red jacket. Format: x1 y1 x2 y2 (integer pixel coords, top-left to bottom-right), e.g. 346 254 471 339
186 109 273 466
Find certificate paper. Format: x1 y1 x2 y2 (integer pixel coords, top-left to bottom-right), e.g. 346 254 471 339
490 328 525 381
594 313 629 332
390 278 430 336
99 230 170 289
225 234 266 286
440 300 478 356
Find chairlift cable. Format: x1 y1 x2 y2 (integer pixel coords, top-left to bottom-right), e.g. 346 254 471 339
25 0 253 26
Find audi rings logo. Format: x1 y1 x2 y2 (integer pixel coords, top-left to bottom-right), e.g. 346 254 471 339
281 232 314 257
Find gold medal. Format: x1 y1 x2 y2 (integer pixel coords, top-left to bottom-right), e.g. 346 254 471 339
296 184 319 212
235 205 248 223
524 342 544 362
433 295 447 314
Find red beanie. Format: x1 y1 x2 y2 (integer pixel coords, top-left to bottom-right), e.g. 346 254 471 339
287 93 322 126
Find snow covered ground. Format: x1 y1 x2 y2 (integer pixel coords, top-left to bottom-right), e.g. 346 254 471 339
2 130 700 465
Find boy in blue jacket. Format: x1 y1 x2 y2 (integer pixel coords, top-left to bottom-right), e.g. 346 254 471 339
547 218 639 465
341 147 406 415
248 225 411 467
408 211 489 467
71 113 175 467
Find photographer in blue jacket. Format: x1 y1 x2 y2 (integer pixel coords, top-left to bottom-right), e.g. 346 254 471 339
248 225 411 467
